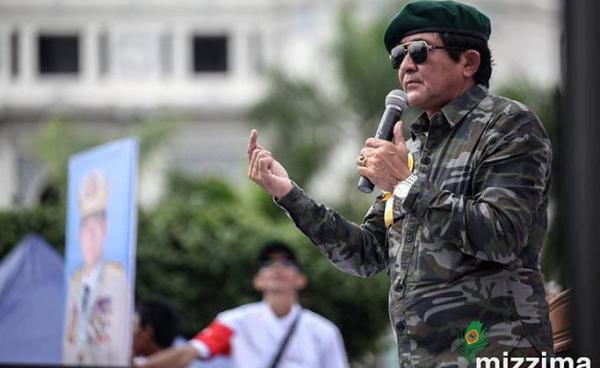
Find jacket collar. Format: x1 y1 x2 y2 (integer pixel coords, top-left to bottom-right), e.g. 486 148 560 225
440 83 488 128
410 84 488 138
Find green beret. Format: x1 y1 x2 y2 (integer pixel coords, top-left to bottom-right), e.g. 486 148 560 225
384 0 491 53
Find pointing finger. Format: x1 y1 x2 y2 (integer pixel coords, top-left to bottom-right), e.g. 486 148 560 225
247 129 258 160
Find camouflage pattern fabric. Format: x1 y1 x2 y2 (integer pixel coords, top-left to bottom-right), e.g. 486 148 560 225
276 85 553 367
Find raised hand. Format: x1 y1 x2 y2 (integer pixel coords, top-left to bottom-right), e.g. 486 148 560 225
247 129 293 199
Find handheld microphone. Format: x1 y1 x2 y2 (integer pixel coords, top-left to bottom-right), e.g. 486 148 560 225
357 89 408 193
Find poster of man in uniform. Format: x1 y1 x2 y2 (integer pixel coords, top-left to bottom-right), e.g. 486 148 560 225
63 138 138 366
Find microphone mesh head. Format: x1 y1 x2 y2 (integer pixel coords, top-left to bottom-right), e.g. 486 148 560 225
386 89 408 110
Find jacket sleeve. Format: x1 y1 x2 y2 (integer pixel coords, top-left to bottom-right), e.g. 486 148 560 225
276 185 388 277
401 110 552 264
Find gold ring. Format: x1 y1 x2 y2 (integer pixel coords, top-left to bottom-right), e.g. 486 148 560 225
357 154 367 167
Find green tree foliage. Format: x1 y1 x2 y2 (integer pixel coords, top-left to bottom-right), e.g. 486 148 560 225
0 205 65 256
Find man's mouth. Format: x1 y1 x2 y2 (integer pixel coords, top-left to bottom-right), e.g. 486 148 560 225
404 80 421 88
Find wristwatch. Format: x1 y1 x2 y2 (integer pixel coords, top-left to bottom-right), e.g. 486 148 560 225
393 173 418 201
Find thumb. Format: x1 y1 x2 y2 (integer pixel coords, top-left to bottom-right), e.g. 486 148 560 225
393 120 405 146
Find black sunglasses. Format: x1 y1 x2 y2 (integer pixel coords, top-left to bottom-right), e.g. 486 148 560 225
389 40 465 69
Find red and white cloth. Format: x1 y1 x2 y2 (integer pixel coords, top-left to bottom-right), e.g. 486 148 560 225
190 302 348 368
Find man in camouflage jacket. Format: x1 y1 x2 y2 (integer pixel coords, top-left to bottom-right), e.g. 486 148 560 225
247 1 553 366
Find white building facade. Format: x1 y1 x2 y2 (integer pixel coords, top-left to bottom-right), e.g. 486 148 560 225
0 0 342 207
0 0 560 208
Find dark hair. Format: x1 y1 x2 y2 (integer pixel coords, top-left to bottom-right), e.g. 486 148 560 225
439 32 493 87
136 297 180 349
257 240 301 270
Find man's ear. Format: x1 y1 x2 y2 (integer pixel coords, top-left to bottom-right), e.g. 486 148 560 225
462 49 481 79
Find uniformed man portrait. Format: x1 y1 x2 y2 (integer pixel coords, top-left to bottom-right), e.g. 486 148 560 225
63 170 129 366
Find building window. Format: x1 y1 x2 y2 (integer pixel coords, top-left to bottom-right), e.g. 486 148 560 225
38 34 80 75
192 35 227 73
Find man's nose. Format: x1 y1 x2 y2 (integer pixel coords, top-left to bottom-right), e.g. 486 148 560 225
398 55 417 88
399 53 417 74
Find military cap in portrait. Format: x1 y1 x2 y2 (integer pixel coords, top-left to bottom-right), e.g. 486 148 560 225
78 170 109 219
